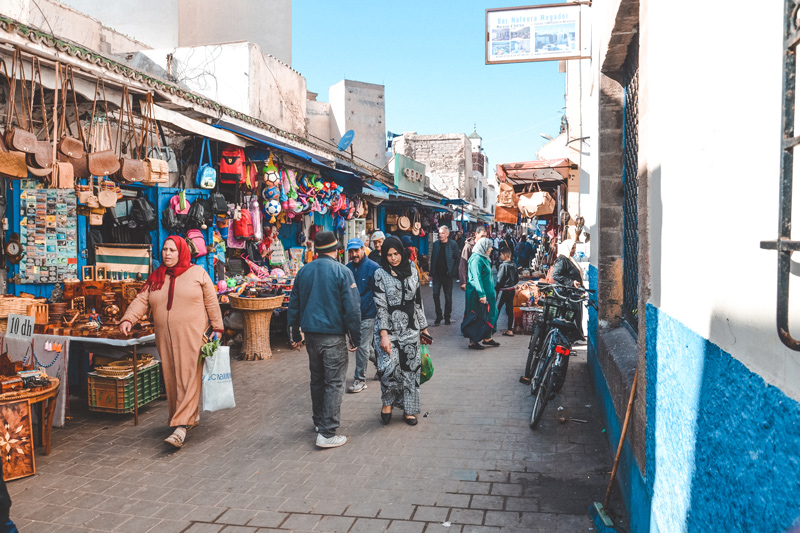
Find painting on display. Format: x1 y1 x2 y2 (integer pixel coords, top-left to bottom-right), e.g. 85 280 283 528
0 399 35 481
19 188 78 284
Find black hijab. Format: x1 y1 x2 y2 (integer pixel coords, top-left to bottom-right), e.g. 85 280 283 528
380 236 413 280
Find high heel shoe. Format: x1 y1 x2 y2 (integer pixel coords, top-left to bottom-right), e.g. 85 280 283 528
381 410 392 424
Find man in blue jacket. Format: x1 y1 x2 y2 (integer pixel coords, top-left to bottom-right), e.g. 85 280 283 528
345 238 380 394
289 231 361 449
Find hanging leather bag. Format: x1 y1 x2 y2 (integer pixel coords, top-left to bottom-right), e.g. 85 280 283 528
85 176 100 208
412 210 422 236
97 178 117 208
87 78 120 177
4 49 36 154
25 57 53 176
48 64 74 189
497 181 517 208
0 55 27 178
115 86 144 184
57 65 90 179
141 92 169 185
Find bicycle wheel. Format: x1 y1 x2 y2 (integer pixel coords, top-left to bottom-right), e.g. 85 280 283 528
524 323 542 380
529 329 554 396
552 352 570 396
530 353 555 429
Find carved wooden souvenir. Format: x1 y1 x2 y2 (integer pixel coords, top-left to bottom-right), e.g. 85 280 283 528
0 399 35 481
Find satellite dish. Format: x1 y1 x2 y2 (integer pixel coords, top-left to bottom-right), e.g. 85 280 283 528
338 130 355 151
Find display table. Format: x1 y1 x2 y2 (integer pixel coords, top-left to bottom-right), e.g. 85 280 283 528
0 378 59 455
230 295 283 360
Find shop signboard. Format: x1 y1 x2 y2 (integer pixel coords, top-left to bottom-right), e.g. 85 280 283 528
485 3 585 65
394 154 426 195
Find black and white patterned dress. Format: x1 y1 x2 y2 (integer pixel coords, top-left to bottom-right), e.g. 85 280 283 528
373 266 428 414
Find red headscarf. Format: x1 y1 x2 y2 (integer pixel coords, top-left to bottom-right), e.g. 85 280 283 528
143 236 193 310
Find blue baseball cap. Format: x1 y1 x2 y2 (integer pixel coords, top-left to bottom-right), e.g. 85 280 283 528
346 238 364 251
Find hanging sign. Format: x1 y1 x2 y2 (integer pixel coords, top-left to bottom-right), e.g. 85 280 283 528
486 3 586 65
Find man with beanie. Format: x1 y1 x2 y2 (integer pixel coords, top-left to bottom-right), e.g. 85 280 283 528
345 238 380 393
288 231 362 449
367 230 385 263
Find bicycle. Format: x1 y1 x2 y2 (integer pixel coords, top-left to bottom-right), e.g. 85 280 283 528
526 282 595 429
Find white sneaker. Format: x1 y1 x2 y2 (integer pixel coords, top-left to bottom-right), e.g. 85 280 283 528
347 380 367 393
316 434 347 448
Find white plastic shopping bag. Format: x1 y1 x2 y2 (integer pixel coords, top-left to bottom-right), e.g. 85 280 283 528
202 346 236 411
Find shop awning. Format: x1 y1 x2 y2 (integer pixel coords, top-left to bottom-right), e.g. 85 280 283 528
496 158 575 185
149 104 246 147
320 167 364 190
214 123 333 165
442 198 469 206
388 190 452 212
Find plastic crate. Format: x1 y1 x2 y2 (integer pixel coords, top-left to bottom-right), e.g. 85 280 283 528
88 362 162 414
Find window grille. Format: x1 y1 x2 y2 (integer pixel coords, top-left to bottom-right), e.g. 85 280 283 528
621 36 640 332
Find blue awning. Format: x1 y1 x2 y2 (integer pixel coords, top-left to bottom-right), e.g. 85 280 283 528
320 167 364 190
442 198 469 206
214 123 329 165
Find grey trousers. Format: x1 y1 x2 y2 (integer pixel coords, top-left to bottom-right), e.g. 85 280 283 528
305 333 348 438
353 318 376 381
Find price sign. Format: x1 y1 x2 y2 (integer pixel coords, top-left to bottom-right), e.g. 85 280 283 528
6 313 34 341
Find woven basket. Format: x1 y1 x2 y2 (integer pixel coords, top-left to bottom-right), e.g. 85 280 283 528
0 296 45 318
229 294 284 311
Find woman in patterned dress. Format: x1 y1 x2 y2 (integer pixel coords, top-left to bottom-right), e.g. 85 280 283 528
374 237 430 426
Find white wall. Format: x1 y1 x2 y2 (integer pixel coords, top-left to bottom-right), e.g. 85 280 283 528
142 42 306 135
328 80 387 168
643 0 799 398
59 0 292 65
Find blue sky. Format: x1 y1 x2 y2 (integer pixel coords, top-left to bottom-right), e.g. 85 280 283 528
293 1 566 169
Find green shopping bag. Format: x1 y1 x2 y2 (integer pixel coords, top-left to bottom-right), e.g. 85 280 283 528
420 344 434 385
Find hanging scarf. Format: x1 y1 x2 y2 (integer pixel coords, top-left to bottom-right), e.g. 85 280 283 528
142 235 193 310
472 237 493 258
380 236 413 280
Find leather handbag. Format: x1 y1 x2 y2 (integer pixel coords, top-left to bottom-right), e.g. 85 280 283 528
97 178 117 208
25 57 53 175
89 207 105 226
52 161 74 189
518 191 555 218
57 65 86 160
141 92 169 185
494 204 519 224
115 86 144 184
87 78 120 177
85 178 100 208
0 55 27 178
460 304 495 343
497 182 517 208
4 49 36 154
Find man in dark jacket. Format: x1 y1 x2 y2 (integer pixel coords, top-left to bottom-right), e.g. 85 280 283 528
345 238 380 393
430 225 460 325
289 231 361 449
459 226 487 290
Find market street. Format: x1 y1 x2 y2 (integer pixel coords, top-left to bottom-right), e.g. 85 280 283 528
9 287 622 532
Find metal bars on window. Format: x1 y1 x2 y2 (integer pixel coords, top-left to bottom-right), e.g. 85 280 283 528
621 36 640 332
760 0 800 350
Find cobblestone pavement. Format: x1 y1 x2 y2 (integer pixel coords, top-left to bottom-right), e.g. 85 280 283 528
10 286 624 532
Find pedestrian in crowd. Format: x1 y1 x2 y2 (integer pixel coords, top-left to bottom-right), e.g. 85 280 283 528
429 225 460 326
552 239 584 288
120 236 223 449
491 233 502 269
465 237 499 350
401 235 423 280
496 246 519 337
460 226 487 290
515 235 535 269
373 237 430 426
0 462 16 533
288 231 361 449
345 238 380 394
367 230 385 263
456 230 466 251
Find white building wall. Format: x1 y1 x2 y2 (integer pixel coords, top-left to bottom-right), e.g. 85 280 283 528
0 0 152 54
328 80 386 169
59 0 292 65
643 0 796 397
398 133 474 202
141 42 306 135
